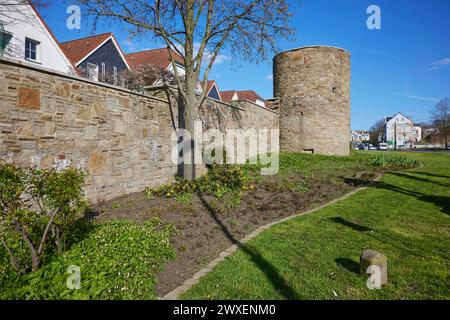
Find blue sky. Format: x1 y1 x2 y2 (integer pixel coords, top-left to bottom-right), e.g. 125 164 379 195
39 0 450 130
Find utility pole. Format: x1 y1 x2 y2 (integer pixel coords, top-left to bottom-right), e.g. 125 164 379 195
394 122 397 150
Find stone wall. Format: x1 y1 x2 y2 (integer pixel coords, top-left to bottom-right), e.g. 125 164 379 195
273 46 351 156
0 59 279 203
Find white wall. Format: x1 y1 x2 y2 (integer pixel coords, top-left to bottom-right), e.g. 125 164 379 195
0 1 73 74
154 63 185 86
386 114 419 148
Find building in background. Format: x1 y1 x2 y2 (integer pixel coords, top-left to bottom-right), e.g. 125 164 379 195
199 80 222 100
126 47 185 85
221 90 266 107
61 33 130 83
351 130 370 143
385 112 422 149
0 0 74 74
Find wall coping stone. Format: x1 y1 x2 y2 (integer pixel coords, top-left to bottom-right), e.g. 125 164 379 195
0 57 169 103
273 45 351 59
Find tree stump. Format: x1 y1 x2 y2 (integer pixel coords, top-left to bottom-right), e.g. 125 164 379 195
360 249 388 285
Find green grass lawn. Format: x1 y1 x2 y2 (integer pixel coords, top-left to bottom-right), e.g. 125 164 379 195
182 152 450 300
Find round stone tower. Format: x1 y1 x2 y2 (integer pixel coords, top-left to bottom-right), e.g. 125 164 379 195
273 46 351 156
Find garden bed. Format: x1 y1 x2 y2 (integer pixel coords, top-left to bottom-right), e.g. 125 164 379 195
92 152 413 297
0 152 417 299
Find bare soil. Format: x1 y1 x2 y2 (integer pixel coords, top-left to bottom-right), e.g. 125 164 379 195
90 172 376 297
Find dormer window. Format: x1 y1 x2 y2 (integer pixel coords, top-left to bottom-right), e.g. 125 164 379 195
25 38 39 62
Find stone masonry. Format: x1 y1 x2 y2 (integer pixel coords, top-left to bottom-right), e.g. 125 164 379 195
274 46 351 156
1 45 350 203
0 59 278 203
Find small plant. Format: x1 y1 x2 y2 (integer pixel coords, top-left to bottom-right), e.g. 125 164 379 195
175 193 193 204
295 184 309 193
228 218 239 227
0 163 88 273
111 202 120 209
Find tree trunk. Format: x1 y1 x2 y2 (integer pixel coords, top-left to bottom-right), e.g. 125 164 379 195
14 222 40 271
182 81 197 180
182 0 200 181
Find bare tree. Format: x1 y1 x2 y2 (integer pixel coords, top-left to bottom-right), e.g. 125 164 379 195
369 119 386 145
431 97 449 149
0 0 49 22
76 0 295 180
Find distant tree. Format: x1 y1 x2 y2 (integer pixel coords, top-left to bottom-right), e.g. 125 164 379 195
0 1 49 22
369 119 385 145
431 97 449 149
76 0 295 180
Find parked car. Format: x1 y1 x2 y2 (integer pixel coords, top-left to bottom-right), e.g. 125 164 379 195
378 143 388 151
368 144 377 150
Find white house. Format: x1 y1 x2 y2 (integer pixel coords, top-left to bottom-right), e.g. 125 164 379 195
0 0 74 74
385 113 422 149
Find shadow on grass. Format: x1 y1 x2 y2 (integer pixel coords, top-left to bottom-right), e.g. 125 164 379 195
329 180 449 260
389 172 450 188
335 258 360 274
329 217 373 232
412 172 450 179
373 180 450 216
197 192 302 300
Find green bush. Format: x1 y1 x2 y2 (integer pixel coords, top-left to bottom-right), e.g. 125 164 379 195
0 218 175 299
0 163 88 273
147 164 253 199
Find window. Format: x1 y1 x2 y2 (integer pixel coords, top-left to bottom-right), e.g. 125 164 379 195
0 31 13 56
113 66 117 85
25 38 39 61
87 62 99 81
101 62 106 75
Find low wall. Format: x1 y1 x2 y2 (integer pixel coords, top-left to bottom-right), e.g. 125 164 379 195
0 59 279 203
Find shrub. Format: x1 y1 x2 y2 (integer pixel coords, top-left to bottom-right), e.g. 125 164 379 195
146 164 252 199
0 218 175 299
0 163 88 273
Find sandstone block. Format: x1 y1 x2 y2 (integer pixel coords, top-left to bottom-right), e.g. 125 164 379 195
18 87 40 109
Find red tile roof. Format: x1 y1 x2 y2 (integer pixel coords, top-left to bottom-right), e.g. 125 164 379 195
236 90 264 103
220 90 237 103
200 80 218 94
220 90 264 104
125 48 184 70
60 33 113 65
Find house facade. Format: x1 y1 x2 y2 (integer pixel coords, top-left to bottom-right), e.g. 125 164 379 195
385 113 422 148
0 0 73 74
61 33 130 83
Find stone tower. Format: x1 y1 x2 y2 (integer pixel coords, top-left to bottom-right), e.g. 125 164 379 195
273 46 351 156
